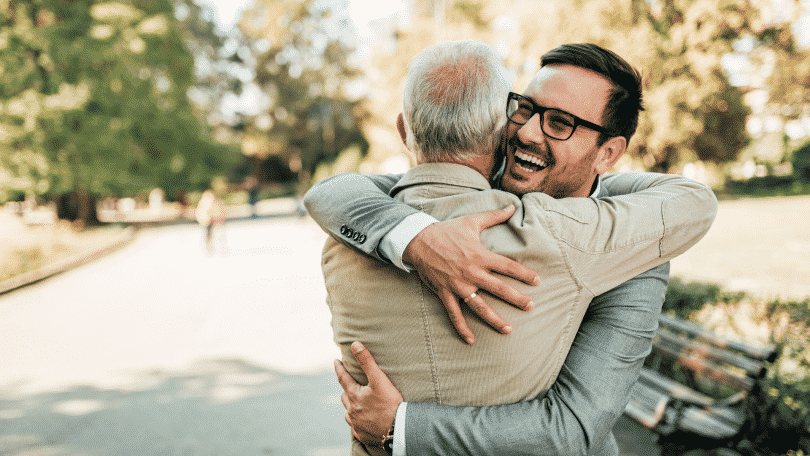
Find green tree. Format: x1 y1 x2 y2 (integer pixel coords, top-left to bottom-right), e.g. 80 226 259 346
0 0 239 224
636 0 793 170
238 0 368 187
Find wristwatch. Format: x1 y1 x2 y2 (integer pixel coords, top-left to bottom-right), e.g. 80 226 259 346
382 421 395 455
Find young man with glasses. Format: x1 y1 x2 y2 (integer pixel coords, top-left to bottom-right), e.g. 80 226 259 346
308 42 717 455
499 57 636 201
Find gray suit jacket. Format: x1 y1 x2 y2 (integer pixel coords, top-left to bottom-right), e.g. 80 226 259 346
306 171 711 455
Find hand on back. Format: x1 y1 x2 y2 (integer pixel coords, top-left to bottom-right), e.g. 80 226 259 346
402 205 539 344
335 342 402 451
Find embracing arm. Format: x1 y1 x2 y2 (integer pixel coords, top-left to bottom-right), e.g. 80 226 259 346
526 172 716 296
303 172 418 263
305 172 538 342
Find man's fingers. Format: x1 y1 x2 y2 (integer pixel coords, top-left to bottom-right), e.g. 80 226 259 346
334 359 359 393
470 205 516 232
468 266 535 311
464 293 512 334
350 341 388 386
487 252 540 287
340 391 351 411
439 289 475 345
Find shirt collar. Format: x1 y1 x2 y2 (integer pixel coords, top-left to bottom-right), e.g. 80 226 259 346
590 175 601 198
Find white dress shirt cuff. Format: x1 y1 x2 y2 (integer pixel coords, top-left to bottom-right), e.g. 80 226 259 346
378 213 438 271
392 402 408 456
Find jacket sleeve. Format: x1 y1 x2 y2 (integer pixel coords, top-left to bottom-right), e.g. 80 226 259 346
523 172 716 296
303 172 412 262
403 263 669 455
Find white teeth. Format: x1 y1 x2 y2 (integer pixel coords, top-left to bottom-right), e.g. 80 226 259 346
515 151 547 168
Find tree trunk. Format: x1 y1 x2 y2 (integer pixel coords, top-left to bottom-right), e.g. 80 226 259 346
65 150 99 228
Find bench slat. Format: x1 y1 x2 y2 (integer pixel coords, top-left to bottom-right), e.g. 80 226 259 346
625 381 672 430
638 368 715 407
655 326 768 378
634 369 748 438
652 339 755 391
626 315 778 446
658 314 777 362
677 406 745 439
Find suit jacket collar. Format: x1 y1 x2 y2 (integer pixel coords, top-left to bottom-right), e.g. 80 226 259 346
391 163 492 197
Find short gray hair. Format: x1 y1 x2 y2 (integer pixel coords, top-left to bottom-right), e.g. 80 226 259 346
402 41 511 163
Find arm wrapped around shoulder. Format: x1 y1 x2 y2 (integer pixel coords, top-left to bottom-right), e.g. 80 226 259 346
303 172 415 261
658 179 718 257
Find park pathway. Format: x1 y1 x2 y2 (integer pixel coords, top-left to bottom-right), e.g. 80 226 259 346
669 195 810 301
0 217 347 455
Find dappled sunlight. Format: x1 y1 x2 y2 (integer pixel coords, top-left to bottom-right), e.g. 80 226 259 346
52 399 109 417
0 218 337 391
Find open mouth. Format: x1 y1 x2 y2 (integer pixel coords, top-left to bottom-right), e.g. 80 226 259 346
514 151 549 173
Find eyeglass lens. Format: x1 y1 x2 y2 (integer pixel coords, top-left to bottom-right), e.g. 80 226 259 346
507 97 576 141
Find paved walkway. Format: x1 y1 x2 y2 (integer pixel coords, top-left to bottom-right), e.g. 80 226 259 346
669 195 810 301
0 216 347 455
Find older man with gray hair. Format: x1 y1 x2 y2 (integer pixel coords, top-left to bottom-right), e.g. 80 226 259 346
318 40 716 456
399 41 508 165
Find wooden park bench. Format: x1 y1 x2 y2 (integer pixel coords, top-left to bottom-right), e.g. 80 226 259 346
624 313 779 452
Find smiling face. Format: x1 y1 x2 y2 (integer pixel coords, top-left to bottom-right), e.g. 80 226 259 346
501 64 618 198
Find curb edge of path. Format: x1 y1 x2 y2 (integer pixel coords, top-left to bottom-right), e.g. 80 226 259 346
0 226 137 296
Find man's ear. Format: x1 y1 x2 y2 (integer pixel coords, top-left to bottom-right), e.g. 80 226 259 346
396 113 408 147
595 136 627 175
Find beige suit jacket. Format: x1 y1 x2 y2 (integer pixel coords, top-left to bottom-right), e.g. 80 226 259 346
321 164 717 455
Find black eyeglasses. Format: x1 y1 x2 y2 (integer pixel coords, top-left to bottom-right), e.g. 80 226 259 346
506 92 615 141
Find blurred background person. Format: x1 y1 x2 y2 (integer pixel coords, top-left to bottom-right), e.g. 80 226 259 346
245 176 260 219
195 187 226 254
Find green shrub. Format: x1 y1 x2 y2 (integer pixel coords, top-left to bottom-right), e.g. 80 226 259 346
662 277 744 318
722 176 810 198
745 336 810 455
793 141 810 183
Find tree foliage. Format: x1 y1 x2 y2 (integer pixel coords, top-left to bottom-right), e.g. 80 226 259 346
0 0 240 221
237 0 368 185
